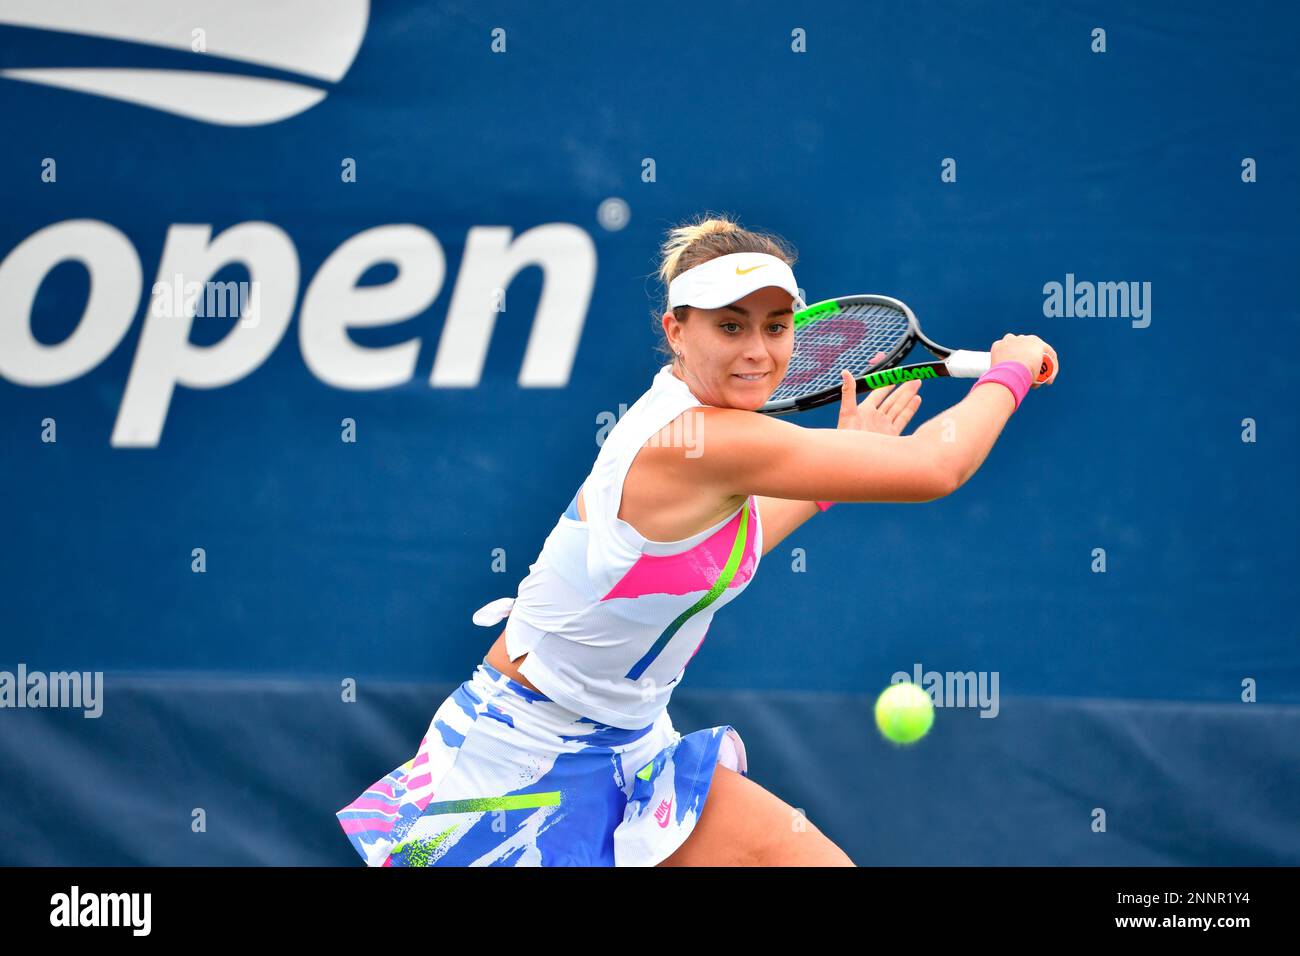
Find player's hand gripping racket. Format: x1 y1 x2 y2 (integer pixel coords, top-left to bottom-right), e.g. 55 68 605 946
760 294 1054 416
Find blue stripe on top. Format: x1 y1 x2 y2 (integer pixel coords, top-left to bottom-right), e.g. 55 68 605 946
563 489 581 521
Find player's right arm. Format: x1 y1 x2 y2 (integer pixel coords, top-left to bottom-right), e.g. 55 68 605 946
688 397 988 504
690 335 1056 504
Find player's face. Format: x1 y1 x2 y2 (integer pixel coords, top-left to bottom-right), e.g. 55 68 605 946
665 286 795 410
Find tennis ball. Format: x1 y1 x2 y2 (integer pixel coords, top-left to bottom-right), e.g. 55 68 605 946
874 682 934 744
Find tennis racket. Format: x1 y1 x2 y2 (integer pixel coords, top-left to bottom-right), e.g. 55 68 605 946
760 294 1054 416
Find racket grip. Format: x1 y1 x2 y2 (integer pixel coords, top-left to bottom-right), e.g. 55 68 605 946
947 350 1052 384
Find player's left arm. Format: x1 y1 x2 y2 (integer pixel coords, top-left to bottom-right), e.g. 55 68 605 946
755 375 924 557
755 496 821 556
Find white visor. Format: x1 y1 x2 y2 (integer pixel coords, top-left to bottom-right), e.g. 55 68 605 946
667 252 805 312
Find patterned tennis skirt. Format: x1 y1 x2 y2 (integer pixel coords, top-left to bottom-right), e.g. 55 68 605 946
336 658 748 866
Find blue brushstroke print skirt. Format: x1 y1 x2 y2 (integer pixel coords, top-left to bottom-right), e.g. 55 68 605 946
337 659 747 866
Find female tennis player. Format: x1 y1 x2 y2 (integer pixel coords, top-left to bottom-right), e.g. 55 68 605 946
337 214 1059 867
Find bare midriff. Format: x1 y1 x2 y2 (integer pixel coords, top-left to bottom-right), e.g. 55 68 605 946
485 627 544 694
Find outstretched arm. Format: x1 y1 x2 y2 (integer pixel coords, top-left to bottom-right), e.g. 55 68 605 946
689 333 1057 506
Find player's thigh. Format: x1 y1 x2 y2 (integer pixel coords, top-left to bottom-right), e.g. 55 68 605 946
655 763 854 866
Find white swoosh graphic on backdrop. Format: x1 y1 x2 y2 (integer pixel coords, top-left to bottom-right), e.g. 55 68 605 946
0 0 368 125
1 68 327 126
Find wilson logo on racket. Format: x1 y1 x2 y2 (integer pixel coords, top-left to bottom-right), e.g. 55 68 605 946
862 366 940 388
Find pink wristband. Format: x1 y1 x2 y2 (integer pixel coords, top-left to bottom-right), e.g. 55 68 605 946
973 361 1033 411
815 501 835 512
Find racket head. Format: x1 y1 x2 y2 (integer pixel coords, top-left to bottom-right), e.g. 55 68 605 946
761 294 922 415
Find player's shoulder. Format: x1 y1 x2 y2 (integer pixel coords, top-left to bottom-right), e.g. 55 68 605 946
669 403 800 465
696 403 798 436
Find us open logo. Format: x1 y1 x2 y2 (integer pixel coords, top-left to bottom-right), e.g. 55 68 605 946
0 0 602 449
0 0 369 126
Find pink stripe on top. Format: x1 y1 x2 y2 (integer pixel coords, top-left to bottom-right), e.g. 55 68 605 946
600 497 759 601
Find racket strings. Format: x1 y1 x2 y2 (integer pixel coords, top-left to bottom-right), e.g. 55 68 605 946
770 303 911 401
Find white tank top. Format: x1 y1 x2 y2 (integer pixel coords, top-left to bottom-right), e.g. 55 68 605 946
471 363 763 729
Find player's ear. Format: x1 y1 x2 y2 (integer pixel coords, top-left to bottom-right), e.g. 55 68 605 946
662 307 692 347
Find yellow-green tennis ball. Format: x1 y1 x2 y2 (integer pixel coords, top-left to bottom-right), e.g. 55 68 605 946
874 682 934 744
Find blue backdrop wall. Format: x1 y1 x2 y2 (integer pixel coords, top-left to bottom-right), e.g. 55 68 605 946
1 0 1296 865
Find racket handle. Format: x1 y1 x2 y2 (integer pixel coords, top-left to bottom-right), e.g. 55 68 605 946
946 350 1053 384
